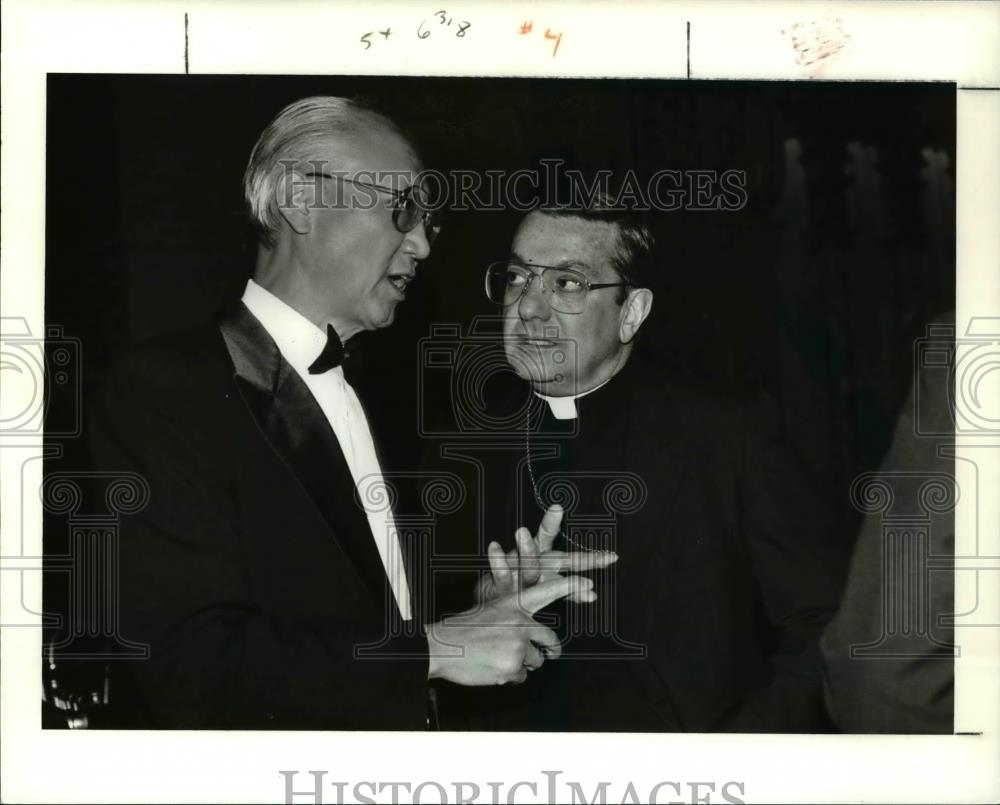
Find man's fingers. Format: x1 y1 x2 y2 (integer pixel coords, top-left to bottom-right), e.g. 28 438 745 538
504 668 529 685
535 504 564 553
516 527 541 586
487 541 514 595
523 642 545 671
526 624 562 660
555 550 619 574
568 588 599 604
519 575 593 614
521 550 617 576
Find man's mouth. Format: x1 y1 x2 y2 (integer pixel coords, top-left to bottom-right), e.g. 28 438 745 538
385 272 415 294
514 334 559 348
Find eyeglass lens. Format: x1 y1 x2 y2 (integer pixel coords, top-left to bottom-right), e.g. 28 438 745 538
394 188 440 243
487 264 589 313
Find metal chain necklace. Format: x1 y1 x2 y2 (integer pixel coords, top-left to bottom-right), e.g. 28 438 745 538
524 401 600 553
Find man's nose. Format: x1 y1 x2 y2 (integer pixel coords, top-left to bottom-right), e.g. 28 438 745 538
517 275 551 321
403 222 432 260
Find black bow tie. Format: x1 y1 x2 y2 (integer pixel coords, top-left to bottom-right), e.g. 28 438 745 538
308 324 363 385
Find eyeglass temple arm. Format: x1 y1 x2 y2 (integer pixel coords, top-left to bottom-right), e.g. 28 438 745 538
302 172 405 199
494 264 629 292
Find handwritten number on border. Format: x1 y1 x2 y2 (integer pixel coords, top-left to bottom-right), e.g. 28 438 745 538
366 10 471 47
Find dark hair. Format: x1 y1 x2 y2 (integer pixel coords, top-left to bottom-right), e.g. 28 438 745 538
534 192 656 302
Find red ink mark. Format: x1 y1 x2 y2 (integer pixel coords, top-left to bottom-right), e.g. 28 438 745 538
544 28 562 57
519 20 533 35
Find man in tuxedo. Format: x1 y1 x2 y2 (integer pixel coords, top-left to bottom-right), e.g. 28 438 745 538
465 201 850 731
89 96 594 729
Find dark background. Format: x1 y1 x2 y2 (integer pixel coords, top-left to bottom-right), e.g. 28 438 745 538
46 74 954 504
43 77 954 707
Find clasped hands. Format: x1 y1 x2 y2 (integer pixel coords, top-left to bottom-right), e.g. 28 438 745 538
427 505 618 686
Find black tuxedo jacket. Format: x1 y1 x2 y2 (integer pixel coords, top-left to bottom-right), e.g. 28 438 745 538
89 303 429 729
435 356 849 732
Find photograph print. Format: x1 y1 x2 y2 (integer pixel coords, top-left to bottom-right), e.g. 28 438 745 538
40 74 955 735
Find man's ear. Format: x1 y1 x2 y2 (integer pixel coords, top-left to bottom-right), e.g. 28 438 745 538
276 170 315 235
619 287 653 344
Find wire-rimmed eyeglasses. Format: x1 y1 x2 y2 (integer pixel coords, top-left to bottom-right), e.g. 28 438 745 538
484 261 629 314
304 172 442 244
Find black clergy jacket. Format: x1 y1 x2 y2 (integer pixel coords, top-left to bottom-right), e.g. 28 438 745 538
88 302 429 729
433 354 849 732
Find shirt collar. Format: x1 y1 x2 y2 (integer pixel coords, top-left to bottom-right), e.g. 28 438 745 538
241 279 336 380
533 376 613 420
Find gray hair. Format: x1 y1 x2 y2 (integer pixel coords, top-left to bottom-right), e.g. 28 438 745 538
243 96 407 247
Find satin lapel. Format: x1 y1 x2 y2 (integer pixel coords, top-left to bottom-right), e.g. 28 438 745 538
217 302 390 606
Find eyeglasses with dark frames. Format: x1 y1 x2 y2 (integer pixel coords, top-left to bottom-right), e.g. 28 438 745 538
484 260 629 314
304 172 442 243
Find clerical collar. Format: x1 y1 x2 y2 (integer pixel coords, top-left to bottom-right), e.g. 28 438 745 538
533 376 613 420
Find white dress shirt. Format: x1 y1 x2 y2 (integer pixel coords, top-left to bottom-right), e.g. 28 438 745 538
241 280 412 620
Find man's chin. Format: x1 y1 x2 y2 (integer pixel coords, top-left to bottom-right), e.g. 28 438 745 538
369 301 399 329
505 353 566 389
529 376 571 395
506 350 550 382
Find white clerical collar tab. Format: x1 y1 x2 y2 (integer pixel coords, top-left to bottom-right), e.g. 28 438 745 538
537 394 579 420
533 376 612 420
